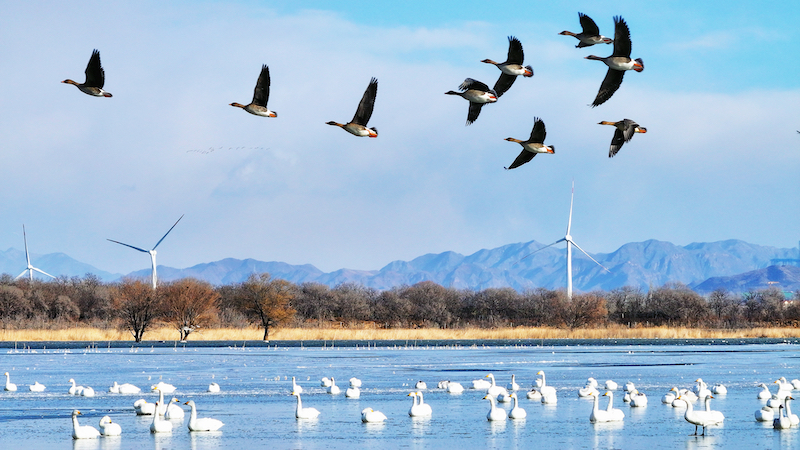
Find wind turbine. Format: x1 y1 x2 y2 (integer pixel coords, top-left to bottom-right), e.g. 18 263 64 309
107 215 184 289
519 183 609 299
15 225 56 281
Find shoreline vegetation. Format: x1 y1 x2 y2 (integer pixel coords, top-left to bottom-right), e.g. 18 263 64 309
2 325 799 342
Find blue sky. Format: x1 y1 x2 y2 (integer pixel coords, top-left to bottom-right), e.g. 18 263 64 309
0 1 798 276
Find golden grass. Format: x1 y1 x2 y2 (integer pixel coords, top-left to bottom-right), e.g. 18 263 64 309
1 325 799 342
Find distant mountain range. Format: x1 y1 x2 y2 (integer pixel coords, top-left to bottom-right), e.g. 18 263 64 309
2 239 798 294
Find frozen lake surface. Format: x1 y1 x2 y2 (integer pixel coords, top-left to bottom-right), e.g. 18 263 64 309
1 339 800 449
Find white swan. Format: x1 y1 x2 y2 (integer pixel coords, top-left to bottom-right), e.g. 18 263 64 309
508 393 527 419
507 374 521 391
497 391 513 403
792 379 800 390
662 387 677 404
712 384 727 395
672 388 695 407
755 406 775 422
290 377 302 394
29 381 46 392
408 392 429 417
605 380 618 390
579 385 599 398
349 377 362 388
774 404 792 429
208 382 221 393
484 374 508 398
361 408 387 423
623 381 635 392
185 400 224 431
133 399 156 415
415 380 427 390
767 394 783 409
777 377 794 392
81 386 95 397
701 395 724 421
590 392 624 423
527 388 542 400
292 391 321 419
694 378 711 399
537 371 556 397
758 383 773 400
71 410 100 439
327 377 341 394
471 377 491 390
152 381 176 394
680 395 723 436
150 402 173 433
586 378 599 388
109 382 141 394
4 372 17 391
437 381 450 389
447 382 464 394
345 386 361 398
68 378 83 395
785 396 799 426
98 416 122 436
483 394 506 421
320 377 332 387
165 397 185 419
416 391 433 416
629 390 648 407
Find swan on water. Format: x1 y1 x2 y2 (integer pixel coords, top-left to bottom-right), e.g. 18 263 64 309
327 377 341 394
29 381 46 392
152 381 176 394
774 404 792 429
150 402 173 433
508 393 527 419
755 406 775 422
292 391 321 419
208 382 221 393
4 372 17 391
758 383 773 400
133 399 156 415
483 394 507 421
71 410 100 439
590 392 624 423
109 382 141 394
320 377 332 387
661 387 677 404
624 381 636 392
349 377 363 388
507 374 521 391
605 380 618 390
408 392 431 417
81 386 95 397
165 397 185 419
185 400 224 431
290 377 302 394
785 396 799 426
447 382 465 394
485 374 508 397
679 395 723 436
711 384 727 395
415 380 427 390
471 377 492 390
98 416 122 436
537 371 557 404
437 381 450 389
346 386 361 398
361 408 387 423
68 378 84 395
629 390 648 407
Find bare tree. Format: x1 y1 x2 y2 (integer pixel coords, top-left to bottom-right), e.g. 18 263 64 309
112 279 161 342
161 278 219 340
562 292 608 329
235 273 296 340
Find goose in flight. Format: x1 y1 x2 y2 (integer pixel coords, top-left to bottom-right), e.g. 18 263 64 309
599 119 647 157
481 36 533 97
327 78 378 137
585 16 643 107
62 49 112 97
445 78 497 125
504 117 554 169
560 13 613 48
230 65 277 117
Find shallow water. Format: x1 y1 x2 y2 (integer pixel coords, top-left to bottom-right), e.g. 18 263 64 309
1 340 799 449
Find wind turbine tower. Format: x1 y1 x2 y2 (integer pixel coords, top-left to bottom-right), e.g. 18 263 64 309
107 215 184 289
15 225 56 282
519 183 610 299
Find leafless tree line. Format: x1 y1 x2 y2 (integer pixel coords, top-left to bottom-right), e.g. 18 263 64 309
1 273 798 341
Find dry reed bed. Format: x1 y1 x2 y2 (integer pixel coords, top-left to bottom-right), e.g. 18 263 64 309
1 326 799 342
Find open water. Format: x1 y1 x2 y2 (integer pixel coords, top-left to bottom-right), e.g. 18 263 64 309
1 339 799 449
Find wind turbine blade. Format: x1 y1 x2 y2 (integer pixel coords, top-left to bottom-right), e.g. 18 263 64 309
22 225 31 266
107 239 149 253
152 214 184 250
566 182 574 236
570 240 611 273
15 270 29 280
32 267 56 279
514 238 566 265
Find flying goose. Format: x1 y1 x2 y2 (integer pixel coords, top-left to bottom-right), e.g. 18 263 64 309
585 16 643 107
599 119 647 157
481 36 533 97
327 78 378 137
62 49 112 97
504 117 554 169
560 13 614 48
230 65 277 117
445 78 497 125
